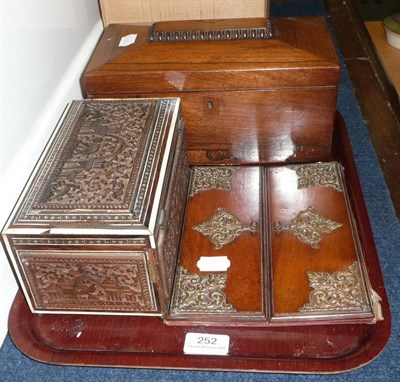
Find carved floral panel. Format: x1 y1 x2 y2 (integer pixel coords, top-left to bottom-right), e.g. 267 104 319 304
159 136 190 289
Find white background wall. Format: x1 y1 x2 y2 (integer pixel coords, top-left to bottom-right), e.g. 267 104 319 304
0 0 103 346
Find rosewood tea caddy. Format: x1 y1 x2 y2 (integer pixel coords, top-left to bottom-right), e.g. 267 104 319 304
83 17 340 165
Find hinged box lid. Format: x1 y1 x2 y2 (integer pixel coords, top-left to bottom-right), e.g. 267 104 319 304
83 17 339 96
4 98 181 241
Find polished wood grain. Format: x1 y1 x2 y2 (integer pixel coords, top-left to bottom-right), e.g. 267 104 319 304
268 165 374 322
83 17 339 165
8 114 391 372
128 89 337 164
325 0 400 219
168 166 265 323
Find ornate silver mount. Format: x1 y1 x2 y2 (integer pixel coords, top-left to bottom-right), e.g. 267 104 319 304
289 162 343 192
273 206 343 249
190 166 238 196
148 19 273 42
193 208 258 249
299 262 370 313
170 266 236 314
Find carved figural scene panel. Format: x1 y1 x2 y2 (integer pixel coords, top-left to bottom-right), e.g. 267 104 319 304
170 166 265 322
2 98 189 315
18 249 156 313
268 164 376 323
10 98 181 227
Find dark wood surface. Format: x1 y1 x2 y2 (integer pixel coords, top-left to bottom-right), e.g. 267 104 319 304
8 113 391 373
84 18 338 92
325 0 400 219
83 17 339 165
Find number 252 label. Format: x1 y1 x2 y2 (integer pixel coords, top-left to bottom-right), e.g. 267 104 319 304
183 332 230 356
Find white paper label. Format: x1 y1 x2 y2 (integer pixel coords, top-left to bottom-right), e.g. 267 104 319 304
119 34 137 47
197 256 231 272
183 333 230 356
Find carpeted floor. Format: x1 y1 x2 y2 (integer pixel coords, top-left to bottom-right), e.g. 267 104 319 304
1 1 399 381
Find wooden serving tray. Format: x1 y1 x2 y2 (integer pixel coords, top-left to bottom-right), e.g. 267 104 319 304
8 113 390 373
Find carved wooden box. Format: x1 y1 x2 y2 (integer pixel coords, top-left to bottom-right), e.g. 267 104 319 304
83 17 340 165
1 98 189 315
167 163 381 325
